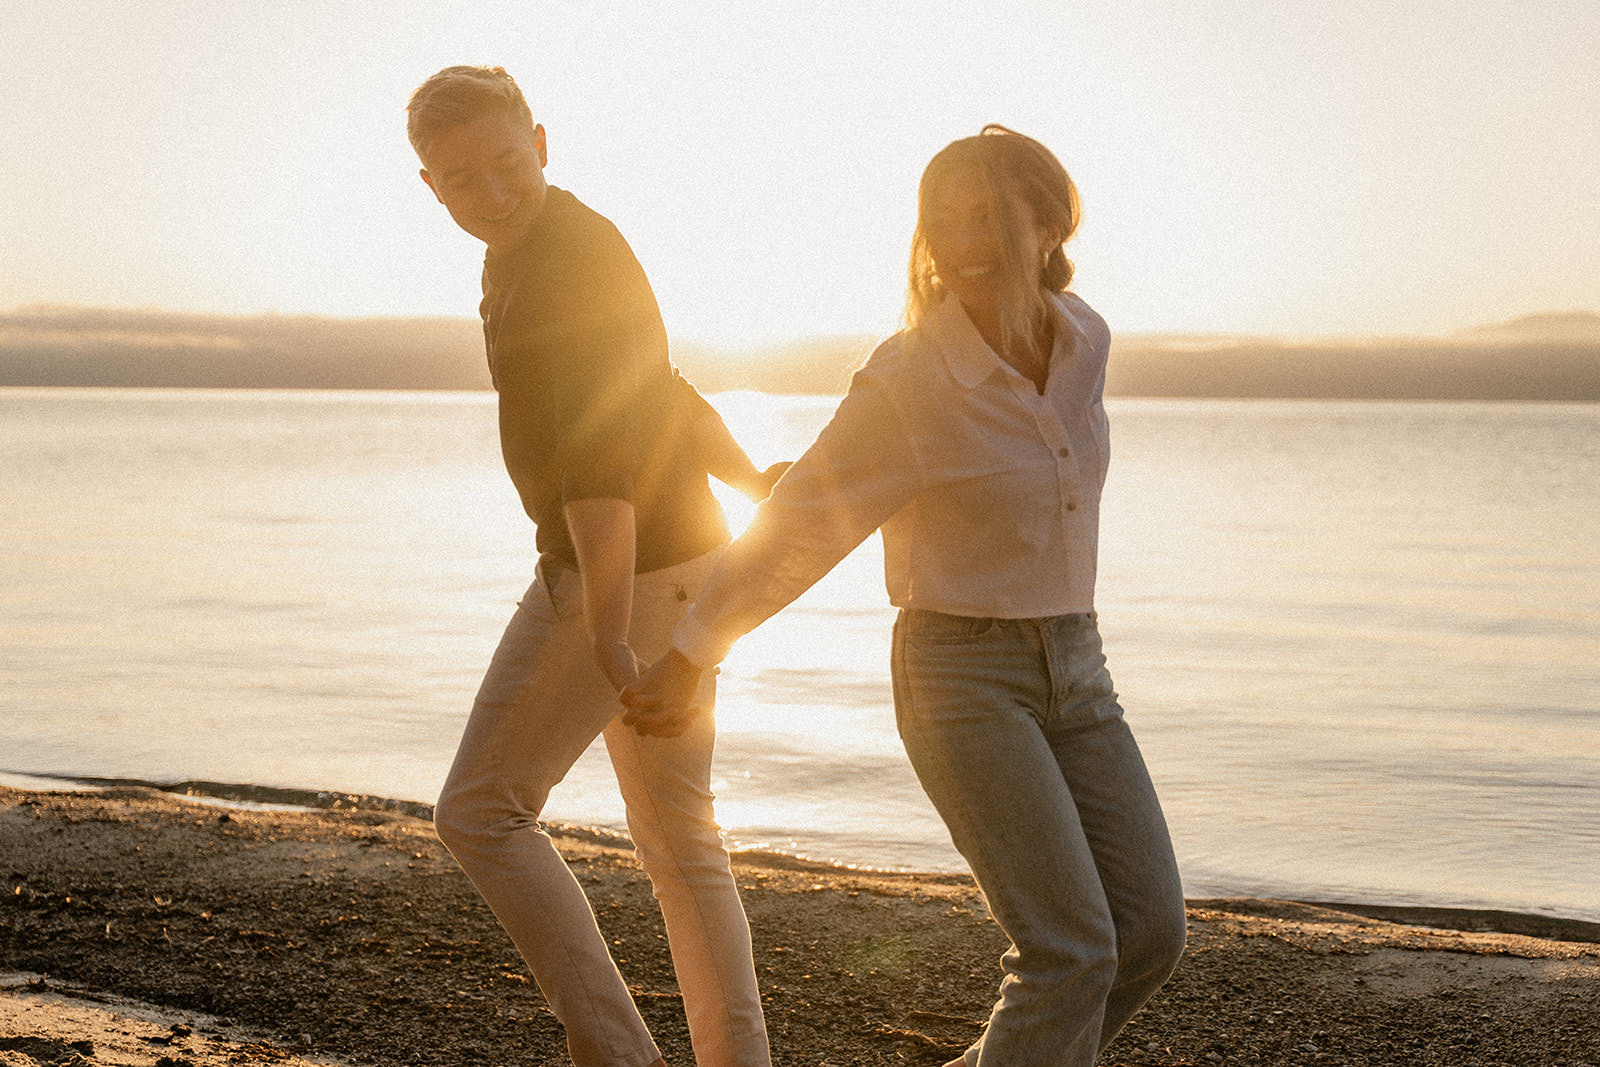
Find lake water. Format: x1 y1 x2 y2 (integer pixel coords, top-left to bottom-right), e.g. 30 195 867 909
3 387 1597 923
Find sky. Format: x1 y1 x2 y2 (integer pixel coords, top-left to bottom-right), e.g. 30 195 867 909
3 0 1597 348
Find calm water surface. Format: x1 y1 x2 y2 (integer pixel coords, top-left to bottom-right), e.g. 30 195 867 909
3 388 1597 922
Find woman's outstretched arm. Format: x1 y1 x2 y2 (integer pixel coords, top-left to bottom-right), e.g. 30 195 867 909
624 369 922 735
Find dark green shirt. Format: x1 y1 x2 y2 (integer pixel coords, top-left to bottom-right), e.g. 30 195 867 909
479 187 728 572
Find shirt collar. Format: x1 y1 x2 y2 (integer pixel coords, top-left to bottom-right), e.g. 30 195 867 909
934 291 1091 390
484 185 570 279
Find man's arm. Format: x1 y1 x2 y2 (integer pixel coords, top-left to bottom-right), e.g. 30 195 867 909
564 496 640 692
680 381 790 500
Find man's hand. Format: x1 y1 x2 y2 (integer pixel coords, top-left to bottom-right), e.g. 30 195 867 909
751 461 793 500
621 649 707 737
594 639 644 694
717 458 793 502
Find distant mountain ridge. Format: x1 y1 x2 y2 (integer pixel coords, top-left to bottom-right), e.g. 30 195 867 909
0 306 493 391
2 304 1598 401
1457 310 1600 341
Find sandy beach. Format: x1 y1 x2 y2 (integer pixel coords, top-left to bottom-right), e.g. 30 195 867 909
2 785 1596 1067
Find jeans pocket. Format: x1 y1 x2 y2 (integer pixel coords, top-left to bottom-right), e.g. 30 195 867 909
525 557 581 623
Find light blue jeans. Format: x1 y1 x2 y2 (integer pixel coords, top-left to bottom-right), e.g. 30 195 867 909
891 609 1185 1067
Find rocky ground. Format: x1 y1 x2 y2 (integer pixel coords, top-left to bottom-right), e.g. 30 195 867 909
3 786 1597 1066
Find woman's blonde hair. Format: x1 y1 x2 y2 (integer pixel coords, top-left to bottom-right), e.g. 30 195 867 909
406 65 535 162
904 125 1081 355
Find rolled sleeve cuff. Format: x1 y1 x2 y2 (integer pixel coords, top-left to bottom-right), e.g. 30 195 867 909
561 465 635 505
670 605 736 670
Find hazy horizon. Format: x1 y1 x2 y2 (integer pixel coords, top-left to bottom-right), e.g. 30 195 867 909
4 302 1598 401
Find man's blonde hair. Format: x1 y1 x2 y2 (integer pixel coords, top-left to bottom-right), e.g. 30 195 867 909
905 125 1081 356
406 65 535 161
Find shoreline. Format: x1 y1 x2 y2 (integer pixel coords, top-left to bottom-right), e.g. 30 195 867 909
6 769 1598 937
4 784 1599 1067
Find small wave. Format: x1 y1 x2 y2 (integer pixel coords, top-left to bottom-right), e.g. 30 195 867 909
0 770 435 820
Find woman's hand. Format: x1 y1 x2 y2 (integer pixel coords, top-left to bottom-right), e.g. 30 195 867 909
621 650 707 737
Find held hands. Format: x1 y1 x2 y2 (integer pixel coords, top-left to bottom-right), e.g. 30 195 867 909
729 460 793 502
620 649 708 738
751 461 794 500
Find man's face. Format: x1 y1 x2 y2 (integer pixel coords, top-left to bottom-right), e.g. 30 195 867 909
420 110 548 253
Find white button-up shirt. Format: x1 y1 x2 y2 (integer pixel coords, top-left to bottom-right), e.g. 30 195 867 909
672 289 1112 668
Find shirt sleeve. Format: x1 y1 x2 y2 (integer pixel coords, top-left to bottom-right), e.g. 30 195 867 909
671 367 924 667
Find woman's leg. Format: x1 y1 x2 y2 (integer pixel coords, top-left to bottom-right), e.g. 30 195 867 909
603 554 771 1067
1035 613 1186 1054
892 610 1183 1067
434 561 662 1067
893 610 1113 1067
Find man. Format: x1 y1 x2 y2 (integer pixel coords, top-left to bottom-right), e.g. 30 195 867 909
407 65 776 1067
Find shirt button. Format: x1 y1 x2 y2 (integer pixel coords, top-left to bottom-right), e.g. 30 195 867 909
1057 447 1070 457
1067 501 1078 511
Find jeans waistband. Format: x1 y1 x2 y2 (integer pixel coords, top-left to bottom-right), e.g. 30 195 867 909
901 607 1098 627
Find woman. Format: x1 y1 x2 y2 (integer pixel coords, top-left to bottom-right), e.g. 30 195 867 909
625 126 1185 1066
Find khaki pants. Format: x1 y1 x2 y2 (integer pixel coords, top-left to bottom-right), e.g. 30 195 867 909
436 549 770 1067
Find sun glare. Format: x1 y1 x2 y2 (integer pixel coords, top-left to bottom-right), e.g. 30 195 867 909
705 389 805 538
710 480 759 539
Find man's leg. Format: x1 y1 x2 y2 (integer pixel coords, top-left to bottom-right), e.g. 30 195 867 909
604 552 771 1067
435 563 662 1067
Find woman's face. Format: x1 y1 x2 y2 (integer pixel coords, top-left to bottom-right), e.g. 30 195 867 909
922 163 1055 326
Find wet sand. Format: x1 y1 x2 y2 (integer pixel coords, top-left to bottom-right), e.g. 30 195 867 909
3 786 1597 1066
